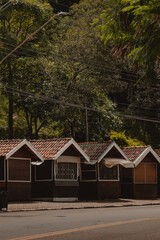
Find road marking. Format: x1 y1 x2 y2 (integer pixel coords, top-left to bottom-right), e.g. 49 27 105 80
8 217 158 240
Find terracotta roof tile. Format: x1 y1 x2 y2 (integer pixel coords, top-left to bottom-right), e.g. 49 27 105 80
0 139 24 156
30 138 72 159
123 146 149 162
79 141 112 162
155 149 160 157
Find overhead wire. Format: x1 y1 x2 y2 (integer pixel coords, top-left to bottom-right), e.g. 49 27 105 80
0 1 159 122
0 83 159 124
0 0 13 12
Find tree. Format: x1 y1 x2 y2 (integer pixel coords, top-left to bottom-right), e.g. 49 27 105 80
110 130 144 148
99 0 160 80
0 0 53 138
45 0 123 141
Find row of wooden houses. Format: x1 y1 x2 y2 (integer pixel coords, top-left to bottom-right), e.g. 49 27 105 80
0 138 160 202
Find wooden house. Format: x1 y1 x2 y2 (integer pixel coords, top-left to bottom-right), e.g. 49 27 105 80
0 139 44 201
155 149 160 196
122 146 160 199
79 141 133 200
31 138 89 201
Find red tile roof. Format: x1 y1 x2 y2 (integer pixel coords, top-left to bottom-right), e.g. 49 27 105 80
123 146 149 162
155 149 160 157
31 138 72 159
0 139 24 156
79 141 112 161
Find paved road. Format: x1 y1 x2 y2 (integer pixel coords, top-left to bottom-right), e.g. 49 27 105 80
1 205 160 240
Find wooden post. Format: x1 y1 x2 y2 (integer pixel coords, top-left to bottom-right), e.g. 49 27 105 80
85 106 89 142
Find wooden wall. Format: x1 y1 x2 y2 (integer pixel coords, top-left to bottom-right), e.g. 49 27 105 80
8 182 31 201
6 147 33 201
32 145 81 200
31 161 54 199
32 180 53 198
97 181 121 199
79 182 98 200
134 184 158 199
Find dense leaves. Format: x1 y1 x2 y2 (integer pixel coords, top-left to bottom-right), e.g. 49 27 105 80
99 0 160 80
0 0 159 147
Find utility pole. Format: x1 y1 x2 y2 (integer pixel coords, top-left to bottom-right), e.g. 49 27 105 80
85 106 89 142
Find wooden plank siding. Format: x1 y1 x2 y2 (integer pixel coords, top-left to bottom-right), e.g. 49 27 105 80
7 182 31 201
8 159 30 181
31 160 54 199
79 146 123 200
53 146 81 199
133 153 159 199
32 145 81 200
6 146 37 201
120 167 134 198
120 152 160 199
97 181 121 199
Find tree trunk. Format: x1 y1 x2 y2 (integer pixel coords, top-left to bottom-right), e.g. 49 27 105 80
25 109 33 138
34 117 39 139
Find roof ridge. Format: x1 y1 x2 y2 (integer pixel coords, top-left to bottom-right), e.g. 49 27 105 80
123 145 149 149
30 138 72 142
78 141 112 145
0 139 24 142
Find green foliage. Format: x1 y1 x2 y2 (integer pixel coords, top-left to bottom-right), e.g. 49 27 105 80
110 130 144 148
99 0 160 79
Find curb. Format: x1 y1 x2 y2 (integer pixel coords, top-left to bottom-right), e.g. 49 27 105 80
3 202 160 213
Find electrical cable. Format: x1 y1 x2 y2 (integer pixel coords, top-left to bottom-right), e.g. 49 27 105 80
0 0 14 12
0 11 69 64
0 83 159 124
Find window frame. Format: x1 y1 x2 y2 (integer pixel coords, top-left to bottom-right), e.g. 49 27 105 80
98 163 119 181
35 160 53 182
7 157 31 183
80 163 97 182
0 158 5 182
134 163 157 184
55 162 78 181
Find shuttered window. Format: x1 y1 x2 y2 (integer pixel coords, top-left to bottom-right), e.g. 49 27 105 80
134 164 145 183
135 163 157 184
8 159 30 181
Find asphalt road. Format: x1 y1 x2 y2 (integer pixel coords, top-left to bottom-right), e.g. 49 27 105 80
1 205 160 240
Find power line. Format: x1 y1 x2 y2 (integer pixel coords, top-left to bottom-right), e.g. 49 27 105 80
0 83 160 124
0 11 69 64
0 0 13 12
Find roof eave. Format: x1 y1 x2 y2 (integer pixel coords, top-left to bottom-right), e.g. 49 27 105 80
6 139 44 162
98 141 130 163
134 147 160 167
54 138 90 162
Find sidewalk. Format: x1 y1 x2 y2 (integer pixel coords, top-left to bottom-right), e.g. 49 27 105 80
3 198 160 212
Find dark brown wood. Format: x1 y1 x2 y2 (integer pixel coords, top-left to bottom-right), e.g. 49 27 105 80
32 181 53 198
79 182 98 200
134 184 158 199
62 145 81 156
0 159 5 181
121 152 160 199
97 181 121 199
54 186 79 198
8 159 30 181
8 182 31 201
35 160 52 181
105 146 124 159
